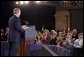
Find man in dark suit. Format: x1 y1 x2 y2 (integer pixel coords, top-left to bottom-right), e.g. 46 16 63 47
8 8 24 56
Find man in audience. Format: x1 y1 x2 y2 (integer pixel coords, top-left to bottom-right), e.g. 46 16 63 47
49 30 57 45
1 28 9 56
1 29 6 41
72 29 78 40
73 33 83 56
74 33 83 48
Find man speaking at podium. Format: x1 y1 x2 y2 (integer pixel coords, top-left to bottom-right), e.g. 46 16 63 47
8 8 24 56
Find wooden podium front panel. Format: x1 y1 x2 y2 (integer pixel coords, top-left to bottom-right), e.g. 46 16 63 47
20 39 33 56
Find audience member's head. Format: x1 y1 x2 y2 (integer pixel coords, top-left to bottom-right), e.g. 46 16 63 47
66 33 72 39
44 29 50 34
42 29 50 39
58 31 63 37
43 32 47 39
1 29 4 33
25 21 29 26
72 29 77 34
78 33 83 39
51 30 57 38
6 27 9 33
63 40 67 46
74 33 83 48
57 40 64 47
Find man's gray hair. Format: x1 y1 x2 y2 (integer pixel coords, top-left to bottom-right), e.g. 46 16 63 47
13 8 21 14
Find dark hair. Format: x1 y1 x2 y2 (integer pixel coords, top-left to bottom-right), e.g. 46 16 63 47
59 41 64 47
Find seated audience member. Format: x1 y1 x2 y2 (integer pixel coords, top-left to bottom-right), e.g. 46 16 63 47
57 40 64 47
61 29 66 37
73 33 83 56
44 29 50 39
57 31 64 41
72 29 78 40
63 33 74 49
66 33 74 44
74 33 83 48
46 30 51 43
5 27 9 41
42 29 50 44
1 29 6 41
56 37 60 45
1 28 9 56
1 29 4 39
49 30 57 45
35 31 42 44
42 32 48 44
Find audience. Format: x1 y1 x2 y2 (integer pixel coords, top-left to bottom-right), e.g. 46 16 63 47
35 28 83 56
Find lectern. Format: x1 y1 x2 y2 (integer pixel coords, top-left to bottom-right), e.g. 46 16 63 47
20 25 36 56
25 26 36 40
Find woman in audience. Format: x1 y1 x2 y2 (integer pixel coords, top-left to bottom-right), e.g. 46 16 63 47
67 33 74 44
35 31 42 44
42 32 48 44
41 29 50 44
56 31 64 42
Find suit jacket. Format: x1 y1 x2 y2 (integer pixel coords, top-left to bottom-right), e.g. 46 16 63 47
8 15 24 43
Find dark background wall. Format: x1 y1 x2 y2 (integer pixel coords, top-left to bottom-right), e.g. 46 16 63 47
1 1 83 32
70 9 83 32
1 1 55 31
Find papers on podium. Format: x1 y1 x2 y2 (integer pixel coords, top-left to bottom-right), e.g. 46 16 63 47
22 25 29 29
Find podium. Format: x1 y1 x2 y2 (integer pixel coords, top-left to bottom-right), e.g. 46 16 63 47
20 25 36 56
25 26 36 41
